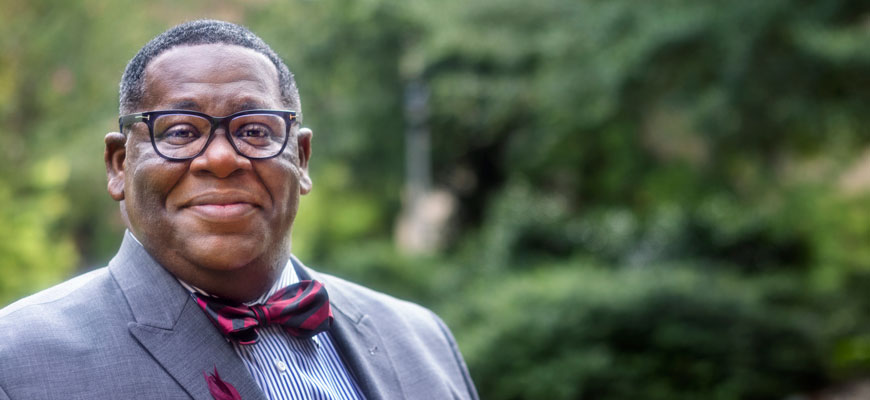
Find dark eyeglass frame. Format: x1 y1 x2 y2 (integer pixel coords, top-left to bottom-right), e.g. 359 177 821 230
118 109 298 161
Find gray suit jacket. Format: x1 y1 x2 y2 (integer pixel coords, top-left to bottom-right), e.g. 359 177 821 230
0 233 478 399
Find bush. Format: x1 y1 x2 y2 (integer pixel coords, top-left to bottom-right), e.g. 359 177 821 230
444 263 827 400
309 239 466 307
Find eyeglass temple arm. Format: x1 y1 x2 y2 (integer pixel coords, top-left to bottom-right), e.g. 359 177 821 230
118 113 150 133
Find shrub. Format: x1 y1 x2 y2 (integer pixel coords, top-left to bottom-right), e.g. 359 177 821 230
444 263 826 400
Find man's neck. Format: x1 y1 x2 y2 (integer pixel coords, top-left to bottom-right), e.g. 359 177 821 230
177 259 298 305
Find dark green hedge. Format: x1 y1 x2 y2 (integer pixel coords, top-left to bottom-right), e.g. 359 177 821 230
445 265 826 400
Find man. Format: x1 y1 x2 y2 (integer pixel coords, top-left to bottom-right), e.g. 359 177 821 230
0 20 478 400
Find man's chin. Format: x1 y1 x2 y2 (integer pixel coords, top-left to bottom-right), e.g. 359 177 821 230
179 234 271 269
178 207 263 234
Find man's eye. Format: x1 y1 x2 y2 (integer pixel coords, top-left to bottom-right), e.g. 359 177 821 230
166 129 197 138
160 125 201 144
236 126 269 138
234 124 276 148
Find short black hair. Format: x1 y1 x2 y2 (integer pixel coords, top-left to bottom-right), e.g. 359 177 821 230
119 19 300 115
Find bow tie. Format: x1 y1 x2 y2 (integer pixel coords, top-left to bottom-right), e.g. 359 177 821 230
192 280 333 345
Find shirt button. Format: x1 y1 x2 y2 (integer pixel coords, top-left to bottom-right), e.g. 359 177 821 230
274 359 288 373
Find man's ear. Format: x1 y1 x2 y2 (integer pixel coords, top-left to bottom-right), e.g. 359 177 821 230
297 127 313 195
105 132 126 201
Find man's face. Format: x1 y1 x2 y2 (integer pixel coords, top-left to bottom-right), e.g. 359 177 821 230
106 44 311 295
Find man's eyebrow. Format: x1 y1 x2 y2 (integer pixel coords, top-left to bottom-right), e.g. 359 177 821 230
163 99 273 113
168 100 200 110
236 100 270 110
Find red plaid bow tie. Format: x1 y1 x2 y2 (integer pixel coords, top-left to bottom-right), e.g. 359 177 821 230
192 280 333 345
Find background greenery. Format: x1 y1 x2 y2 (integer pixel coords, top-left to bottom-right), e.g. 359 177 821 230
1 0 869 398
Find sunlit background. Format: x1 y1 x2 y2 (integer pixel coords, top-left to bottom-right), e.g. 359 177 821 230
2 0 870 398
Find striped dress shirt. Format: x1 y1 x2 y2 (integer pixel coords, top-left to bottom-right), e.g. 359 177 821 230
179 258 365 400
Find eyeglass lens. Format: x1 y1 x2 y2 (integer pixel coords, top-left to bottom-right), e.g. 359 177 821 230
152 113 287 159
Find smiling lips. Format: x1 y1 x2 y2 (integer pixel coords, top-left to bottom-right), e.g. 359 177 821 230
182 193 259 221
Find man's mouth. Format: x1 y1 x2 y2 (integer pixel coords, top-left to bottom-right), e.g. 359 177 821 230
182 192 260 221
187 202 256 220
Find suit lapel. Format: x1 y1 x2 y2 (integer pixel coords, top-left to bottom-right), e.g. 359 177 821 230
127 303 265 400
293 257 403 400
110 232 266 400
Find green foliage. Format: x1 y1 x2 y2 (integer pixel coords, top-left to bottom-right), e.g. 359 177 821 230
304 239 466 307
0 160 77 305
446 264 826 400
2 0 870 398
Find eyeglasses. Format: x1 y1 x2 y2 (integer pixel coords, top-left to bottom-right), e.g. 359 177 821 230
118 109 297 161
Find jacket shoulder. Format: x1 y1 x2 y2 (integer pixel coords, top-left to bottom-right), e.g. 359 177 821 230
0 267 114 319
0 267 131 366
313 269 479 399
0 265 176 399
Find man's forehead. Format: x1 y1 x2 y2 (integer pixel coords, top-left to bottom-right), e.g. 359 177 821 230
162 98 274 113
140 43 282 110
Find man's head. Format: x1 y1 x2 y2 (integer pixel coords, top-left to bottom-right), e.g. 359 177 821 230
105 20 313 301
119 20 300 114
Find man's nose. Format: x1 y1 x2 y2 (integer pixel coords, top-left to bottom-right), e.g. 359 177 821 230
188 129 252 178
